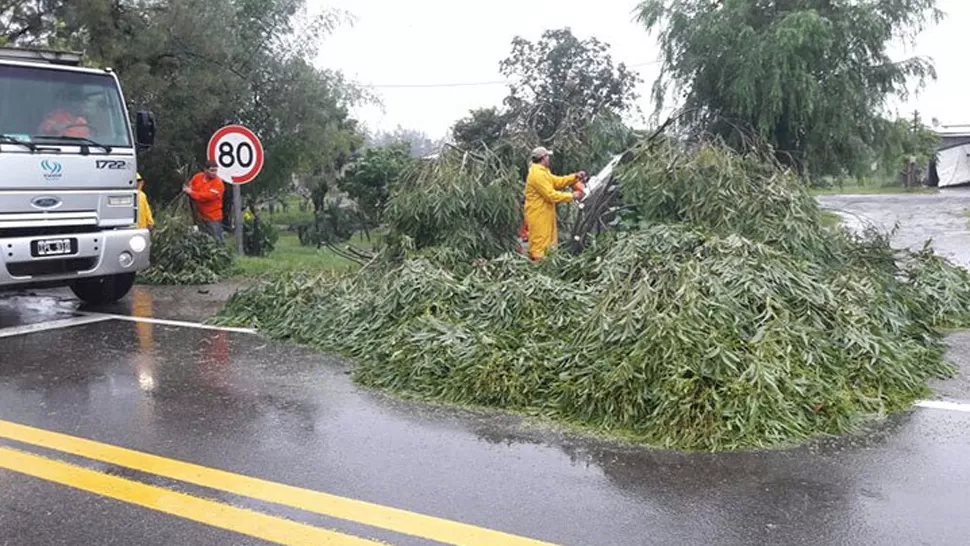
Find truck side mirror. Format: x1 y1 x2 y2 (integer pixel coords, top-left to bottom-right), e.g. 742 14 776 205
135 111 156 149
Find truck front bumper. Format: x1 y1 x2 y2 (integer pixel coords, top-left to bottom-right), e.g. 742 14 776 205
0 228 151 287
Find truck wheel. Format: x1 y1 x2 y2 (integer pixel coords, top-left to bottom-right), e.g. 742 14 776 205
70 273 136 305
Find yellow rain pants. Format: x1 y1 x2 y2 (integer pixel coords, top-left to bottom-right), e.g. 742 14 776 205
524 163 578 260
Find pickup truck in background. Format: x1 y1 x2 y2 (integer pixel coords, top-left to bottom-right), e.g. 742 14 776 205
0 46 156 305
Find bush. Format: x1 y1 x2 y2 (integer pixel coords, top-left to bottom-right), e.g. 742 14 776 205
138 198 235 285
212 139 970 451
296 199 360 247
243 214 279 257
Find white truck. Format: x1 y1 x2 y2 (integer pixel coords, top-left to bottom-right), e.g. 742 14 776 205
0 46 155 305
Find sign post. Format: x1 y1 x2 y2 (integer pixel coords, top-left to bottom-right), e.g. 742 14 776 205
206 125 264 255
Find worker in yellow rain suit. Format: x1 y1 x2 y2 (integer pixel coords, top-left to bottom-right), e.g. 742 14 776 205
136 173 155 230
524 146 586 260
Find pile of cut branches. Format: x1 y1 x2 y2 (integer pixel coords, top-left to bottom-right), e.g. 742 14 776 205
212 139 970 450
138 195 235 285
381 150 523 268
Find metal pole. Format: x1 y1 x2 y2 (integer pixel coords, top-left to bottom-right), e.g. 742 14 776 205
233 182 243 255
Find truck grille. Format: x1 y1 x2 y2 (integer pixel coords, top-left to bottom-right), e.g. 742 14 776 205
0 211 101 239
6 257 98 277
0 211 99 225
0 224 101 238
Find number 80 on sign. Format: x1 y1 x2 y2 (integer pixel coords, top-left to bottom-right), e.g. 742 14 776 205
206 125 264 185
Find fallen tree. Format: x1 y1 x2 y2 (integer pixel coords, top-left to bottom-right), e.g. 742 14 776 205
210 138 970 451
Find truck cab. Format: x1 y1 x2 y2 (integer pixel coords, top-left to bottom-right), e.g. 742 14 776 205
0 46 156 305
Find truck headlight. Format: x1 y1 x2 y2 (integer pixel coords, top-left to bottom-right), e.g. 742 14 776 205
107 195 134 207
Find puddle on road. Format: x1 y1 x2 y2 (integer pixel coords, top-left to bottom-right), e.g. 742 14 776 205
0 293 80 330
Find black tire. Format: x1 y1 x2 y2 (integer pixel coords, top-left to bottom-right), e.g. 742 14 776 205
70 273 136 305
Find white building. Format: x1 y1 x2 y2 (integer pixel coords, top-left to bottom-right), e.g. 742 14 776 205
929 126 970 188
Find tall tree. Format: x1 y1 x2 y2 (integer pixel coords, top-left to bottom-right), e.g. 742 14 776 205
4 0 368 208
499 28 640 168
637 0 943 177
339 142 415 229
871 111 939 182
451 107 514 155
0 0 67 45
448 28 642 175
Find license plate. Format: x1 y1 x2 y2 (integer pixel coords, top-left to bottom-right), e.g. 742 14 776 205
31 238 76 257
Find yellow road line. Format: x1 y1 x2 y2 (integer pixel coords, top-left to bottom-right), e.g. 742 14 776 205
0 419 559 546
0 446 382 546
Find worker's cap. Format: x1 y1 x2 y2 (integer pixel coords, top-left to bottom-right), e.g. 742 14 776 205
530 146 553 160
136 172 143 181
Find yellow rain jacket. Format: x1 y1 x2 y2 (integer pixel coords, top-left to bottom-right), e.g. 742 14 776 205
524 163 578 260
137 190 154 229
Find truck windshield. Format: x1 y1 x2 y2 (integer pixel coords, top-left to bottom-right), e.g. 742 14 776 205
0 64 131 148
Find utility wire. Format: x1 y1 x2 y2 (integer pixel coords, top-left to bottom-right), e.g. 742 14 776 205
362 60 660 89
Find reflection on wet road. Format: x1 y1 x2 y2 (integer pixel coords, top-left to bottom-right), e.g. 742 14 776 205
2 207 970 546
0 419 553 546
0 441 386 546
0 293 81 329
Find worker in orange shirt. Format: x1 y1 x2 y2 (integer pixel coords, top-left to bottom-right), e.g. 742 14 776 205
37 88 91 138
183 159 226 241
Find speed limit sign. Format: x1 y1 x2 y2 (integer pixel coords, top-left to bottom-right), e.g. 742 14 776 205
206 124 264 255
206 124 264 184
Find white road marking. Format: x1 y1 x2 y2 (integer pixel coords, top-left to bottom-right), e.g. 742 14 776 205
76 312 258 335
0 315 114 338
914 399 970 414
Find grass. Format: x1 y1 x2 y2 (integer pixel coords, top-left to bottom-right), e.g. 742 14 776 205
260 195 315 227
233 232 376 278
263 209 315 227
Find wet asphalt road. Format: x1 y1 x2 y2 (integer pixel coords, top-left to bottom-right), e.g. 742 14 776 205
1 191 970 545
817 188 970 269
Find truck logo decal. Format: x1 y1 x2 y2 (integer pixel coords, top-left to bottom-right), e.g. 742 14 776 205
31 196 62 209
41 160 63 180
95 160 127 170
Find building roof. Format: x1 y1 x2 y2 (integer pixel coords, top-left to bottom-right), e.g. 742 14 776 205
934 126 970 151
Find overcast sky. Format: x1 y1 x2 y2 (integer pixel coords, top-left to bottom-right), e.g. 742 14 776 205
313 0 969 140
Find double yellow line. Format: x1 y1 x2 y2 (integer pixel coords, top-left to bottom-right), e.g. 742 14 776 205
0 419 559 546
